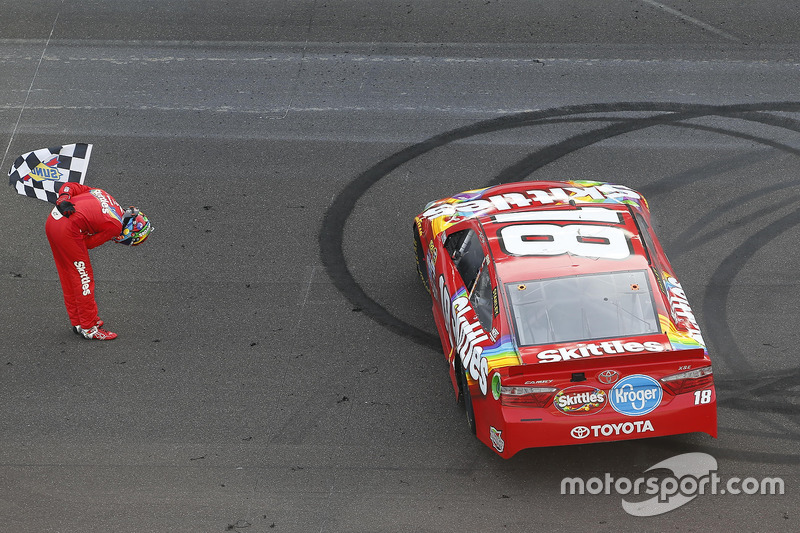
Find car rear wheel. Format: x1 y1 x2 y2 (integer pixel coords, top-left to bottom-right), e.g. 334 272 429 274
455 357 477 435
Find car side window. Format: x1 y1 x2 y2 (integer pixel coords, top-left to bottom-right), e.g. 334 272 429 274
445 229 485 292
469 263 493 331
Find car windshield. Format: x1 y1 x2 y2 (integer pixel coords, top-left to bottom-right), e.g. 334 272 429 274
506 270 660 346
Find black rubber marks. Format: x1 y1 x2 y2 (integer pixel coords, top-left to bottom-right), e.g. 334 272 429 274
321 102 800 352
319 102 800 463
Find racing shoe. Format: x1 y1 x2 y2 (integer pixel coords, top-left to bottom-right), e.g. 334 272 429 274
73 320 104 336
81 324 117 340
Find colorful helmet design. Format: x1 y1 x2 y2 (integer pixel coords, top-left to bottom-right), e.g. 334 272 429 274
114 207 152 246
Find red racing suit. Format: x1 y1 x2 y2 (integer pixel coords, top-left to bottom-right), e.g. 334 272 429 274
45 182 124 329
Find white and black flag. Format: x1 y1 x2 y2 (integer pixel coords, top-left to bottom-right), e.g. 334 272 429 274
8 143 93 204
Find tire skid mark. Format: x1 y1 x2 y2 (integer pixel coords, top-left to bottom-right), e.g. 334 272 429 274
701 205 800 376
321 101 800 464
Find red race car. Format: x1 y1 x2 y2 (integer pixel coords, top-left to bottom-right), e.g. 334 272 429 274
413 180 717 458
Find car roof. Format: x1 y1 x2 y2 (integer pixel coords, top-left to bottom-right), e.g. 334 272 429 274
456 181 651 283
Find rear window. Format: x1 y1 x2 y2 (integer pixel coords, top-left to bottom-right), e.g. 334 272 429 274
506 270 660 346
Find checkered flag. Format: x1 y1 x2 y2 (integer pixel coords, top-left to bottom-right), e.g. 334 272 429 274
8 143 93 204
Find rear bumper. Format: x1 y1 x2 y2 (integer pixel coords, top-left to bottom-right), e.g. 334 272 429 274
474 386 717 459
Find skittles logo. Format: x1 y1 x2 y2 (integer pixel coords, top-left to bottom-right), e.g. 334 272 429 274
553 385 607 416
25 156 63 182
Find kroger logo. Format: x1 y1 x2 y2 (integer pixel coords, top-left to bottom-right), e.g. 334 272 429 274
609 374 662 416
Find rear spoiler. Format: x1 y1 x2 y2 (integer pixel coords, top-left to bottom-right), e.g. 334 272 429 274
503 348 710 378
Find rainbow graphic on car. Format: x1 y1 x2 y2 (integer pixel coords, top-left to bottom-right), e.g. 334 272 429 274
422 180 648 238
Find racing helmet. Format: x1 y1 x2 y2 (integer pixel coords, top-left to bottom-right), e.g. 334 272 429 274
114 206 152 246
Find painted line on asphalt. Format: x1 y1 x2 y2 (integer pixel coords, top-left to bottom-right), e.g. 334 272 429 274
0 9 61 173
640 0 741 42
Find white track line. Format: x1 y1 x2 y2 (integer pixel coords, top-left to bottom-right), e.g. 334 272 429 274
640 0 741 42
1 9 61 173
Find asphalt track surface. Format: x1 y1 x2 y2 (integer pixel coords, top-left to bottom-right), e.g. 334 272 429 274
2 1 800 531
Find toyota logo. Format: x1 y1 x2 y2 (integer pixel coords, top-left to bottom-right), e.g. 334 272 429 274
598 369 620 385
571 426 590 439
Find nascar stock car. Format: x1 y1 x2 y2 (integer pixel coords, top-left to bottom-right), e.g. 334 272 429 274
413 180 717 458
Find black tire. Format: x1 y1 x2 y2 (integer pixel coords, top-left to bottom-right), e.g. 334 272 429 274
455 357 477 435
413 225 431 294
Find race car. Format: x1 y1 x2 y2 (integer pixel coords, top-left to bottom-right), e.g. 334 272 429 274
413 180 717 458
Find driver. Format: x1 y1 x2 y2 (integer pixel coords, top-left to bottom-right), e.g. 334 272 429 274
45 182 152 340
